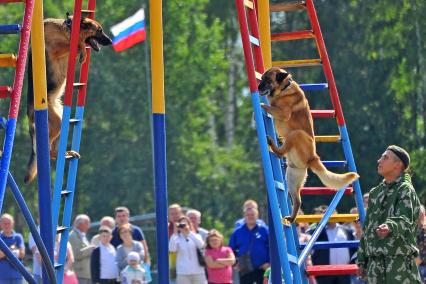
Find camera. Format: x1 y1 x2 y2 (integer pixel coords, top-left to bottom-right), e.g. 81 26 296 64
177 223 186 229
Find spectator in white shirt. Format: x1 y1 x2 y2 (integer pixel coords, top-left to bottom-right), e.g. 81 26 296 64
90 226 119 284
169 216 206 284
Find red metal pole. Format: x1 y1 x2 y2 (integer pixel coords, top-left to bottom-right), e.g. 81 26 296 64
306 0 346 126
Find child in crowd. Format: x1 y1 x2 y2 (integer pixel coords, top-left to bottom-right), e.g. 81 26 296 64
204 229 235 284
121 251 146 284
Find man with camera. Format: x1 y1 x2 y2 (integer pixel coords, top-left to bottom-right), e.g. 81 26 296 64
169 216 206 284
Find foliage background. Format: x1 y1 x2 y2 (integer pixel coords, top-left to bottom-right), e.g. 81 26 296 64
0 0 425 270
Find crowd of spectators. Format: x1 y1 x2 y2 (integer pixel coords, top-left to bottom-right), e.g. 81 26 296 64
1 189 426 284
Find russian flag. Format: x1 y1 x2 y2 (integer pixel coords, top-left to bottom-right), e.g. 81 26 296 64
111 9 146 52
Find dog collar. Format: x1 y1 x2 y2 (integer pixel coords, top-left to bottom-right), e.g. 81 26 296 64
281 78 293 91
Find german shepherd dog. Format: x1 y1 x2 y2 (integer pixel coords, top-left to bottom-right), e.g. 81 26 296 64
25 14 112 184
258 67 359 223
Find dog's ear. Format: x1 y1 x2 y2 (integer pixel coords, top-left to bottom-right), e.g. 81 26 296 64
65 12 72 28
276 72 289 83
80 17 91 29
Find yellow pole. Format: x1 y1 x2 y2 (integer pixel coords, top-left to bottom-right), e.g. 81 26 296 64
257 0 272 69
151 0 165 114
31 0 48 110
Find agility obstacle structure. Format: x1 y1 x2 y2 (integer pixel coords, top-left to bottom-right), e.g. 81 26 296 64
235 0 365 282
0 0 99 283
0 0 58 284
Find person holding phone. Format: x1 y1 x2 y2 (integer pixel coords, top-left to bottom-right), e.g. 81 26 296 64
169 216 206 284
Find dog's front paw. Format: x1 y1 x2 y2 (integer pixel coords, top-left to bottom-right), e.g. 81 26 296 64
266 136 274 146
79 53 86 64
66 150 81 159
283 215 295 225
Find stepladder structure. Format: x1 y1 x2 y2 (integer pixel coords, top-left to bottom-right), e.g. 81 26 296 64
236 0 365 282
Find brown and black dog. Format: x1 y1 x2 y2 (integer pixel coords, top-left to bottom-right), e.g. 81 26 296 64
25 14 112 184
258 67 359 223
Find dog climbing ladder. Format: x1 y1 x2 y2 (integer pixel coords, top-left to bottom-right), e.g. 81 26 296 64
236 0 365 282
51 0 96 282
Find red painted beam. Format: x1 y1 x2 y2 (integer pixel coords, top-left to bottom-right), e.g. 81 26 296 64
0 86 12 98
271 30 314 41
311 110 335 118
300 187 353 195
306 264 358 276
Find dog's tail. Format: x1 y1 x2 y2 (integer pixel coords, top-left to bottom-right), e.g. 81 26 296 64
308 155 359 189
24 52 37 184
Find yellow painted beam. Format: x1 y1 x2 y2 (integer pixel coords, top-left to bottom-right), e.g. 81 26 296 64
270 2 306 12
272 58 321 68
31 0 48 110
290 214 359 224
243 0 254 9
258 0 271 69
151 0 165 114
0 54 17 67
315 135 341 142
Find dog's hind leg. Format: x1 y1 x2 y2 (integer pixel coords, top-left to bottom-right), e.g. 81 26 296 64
284 166 307 223
24 120 37 184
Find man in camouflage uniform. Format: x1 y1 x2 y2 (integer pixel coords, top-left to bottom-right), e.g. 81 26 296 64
357 145 421 284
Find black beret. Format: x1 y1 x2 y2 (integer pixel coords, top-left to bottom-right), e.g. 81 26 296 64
387 145 410 169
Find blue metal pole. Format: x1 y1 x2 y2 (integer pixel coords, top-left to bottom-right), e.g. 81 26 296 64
267 203 282 283
152 113 169 284
7 172 56 284
34 109 54 284
0 118 17 212
298 187 346 267
56 106 84 284
339 125 365 223
0 237 36 284
252 91 293 284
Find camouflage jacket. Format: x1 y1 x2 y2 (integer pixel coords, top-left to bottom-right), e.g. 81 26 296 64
357 173 420 269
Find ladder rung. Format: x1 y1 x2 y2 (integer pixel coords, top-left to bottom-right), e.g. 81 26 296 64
306 264 358 276
300 240 359 250
272 59 321 68
270 1 306 12
73 82 86 87
255 71 262 81
54 263 63 269
311 110 335 118
315 135 341 142
261 109 272 119
56 226 67 233
283 160 347 168
0 86 12 98
0 117 7 129
249 35 260 46
300 186 353 195
292 214 358 224
274 181 284 191
0 54 17 67
299 83 328 91
81 9 95 13
244 0 254 9
271 30 314 42
287 253 297 264
0 24 21 34
69 118 82 124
